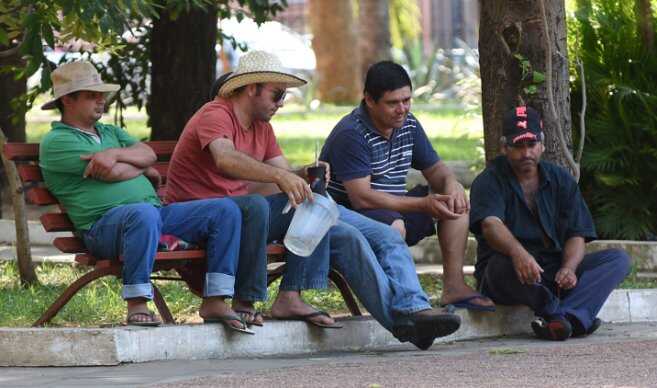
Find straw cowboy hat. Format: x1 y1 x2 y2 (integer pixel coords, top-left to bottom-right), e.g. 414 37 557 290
218 50 306 97
41 61 120 110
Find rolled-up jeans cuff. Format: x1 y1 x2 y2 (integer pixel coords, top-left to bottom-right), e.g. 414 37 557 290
204 272 235 298
122 283 153 300
395 304 433 317
279 278 328 291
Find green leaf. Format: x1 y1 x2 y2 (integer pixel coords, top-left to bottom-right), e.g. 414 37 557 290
0 27 8 46
41 24 55 48
532 71 545 84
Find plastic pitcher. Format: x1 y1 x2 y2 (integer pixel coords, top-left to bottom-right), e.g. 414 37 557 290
284 193 339 257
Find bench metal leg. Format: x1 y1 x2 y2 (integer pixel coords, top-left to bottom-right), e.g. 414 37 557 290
267 264 285 286
329 269 362 316
32 265 122 327
152 282 175 324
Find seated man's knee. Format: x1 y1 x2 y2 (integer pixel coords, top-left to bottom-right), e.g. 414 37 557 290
390 219 406 240
607 248 632 274
126 203 161 227
235 194 270 220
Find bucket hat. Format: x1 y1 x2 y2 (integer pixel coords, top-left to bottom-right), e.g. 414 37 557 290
41 61 119 110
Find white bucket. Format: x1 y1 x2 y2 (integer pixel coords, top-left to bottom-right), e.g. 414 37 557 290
284 194 339 257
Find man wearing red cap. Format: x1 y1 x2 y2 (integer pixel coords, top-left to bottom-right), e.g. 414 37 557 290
469 106 631 340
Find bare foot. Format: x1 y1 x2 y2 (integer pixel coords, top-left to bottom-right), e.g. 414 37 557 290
440 283 495 309
270 290 335 326
232 299 264 326
199 296 246 330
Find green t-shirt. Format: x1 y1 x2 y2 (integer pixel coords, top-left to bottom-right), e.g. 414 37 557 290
39 122 161 231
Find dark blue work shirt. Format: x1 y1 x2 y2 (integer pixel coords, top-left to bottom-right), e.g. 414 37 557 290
320 101 439 207
469 155 597 280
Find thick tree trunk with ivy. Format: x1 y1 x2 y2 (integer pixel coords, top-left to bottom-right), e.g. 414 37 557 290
0 42 27 219
636 0 655 53
358 0 391 77
479 0 573 170
309 0 362 104
148 5 217 140
0 47 26 143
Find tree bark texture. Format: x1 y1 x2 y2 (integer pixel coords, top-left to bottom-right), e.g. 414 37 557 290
0 45 26 143
636 0 655 53
309 0 362 104
148 5 217 140
358 0 391 77
479 0 572 169
0 131 38 286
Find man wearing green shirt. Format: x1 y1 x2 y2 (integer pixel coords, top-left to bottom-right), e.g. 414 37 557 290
39 61 254 333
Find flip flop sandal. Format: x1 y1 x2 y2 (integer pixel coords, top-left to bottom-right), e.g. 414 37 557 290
204 314 255 335
277 310 343 329
441 293 496 312
235 310 264 327
126 311 162 327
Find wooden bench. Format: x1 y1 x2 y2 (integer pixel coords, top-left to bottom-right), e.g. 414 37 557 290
2 140 361 326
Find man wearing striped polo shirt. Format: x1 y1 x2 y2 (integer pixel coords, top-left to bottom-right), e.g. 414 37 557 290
321 61 495 312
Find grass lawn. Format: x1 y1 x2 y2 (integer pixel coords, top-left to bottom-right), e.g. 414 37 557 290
0 261 443 327
26 106 483 166
1 260 654 328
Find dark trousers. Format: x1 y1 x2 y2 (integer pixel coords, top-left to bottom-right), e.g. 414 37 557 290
479 248 630 330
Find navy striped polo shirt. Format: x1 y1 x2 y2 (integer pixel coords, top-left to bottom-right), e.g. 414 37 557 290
320 102 440 207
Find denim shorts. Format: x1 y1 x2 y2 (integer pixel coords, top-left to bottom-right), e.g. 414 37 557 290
355 185 437 246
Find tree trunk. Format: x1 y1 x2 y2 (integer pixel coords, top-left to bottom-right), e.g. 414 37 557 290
636 0 655 53
0 46 26 143
358 0 391 77
479 0 573 170
1 42 27 219
309 0 362 104
148 5 218 140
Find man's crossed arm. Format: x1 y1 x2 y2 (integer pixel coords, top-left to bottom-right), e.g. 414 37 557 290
80 142 158 183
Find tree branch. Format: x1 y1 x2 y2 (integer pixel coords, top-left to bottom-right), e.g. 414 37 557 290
539 0 579 180
0 43 21 58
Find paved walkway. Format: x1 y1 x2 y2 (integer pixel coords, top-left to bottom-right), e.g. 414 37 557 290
2 322 657 387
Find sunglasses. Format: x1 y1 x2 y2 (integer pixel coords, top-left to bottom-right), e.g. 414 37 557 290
271 88 287 103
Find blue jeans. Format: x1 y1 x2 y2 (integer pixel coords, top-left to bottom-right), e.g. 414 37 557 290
229 195 269 302
266 193 330 290
81 199 242 300
329 206 432 331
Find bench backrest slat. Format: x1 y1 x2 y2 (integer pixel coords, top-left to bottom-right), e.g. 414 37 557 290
41 213 74 232
27 187 59 206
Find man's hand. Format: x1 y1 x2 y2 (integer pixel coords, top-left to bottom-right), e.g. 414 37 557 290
81 149 118 180
555 267 578 290
276 169 313 207
423 194 460 220
144 167 162 188
510 252 544 285
445 181 470 214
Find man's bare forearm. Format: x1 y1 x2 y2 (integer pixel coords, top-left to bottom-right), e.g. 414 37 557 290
215 148 286 184
423 161 458 194
561 237 586 270
349 187 427 212
91 162 145 182
109 143 156 168
481 217 529 259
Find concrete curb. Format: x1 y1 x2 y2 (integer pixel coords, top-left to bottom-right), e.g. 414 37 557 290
1 288 655 367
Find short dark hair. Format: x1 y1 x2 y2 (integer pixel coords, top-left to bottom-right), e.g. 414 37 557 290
55 91 81 114
364 61 412 102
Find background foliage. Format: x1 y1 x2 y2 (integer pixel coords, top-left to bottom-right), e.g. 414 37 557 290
569 0 657 240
